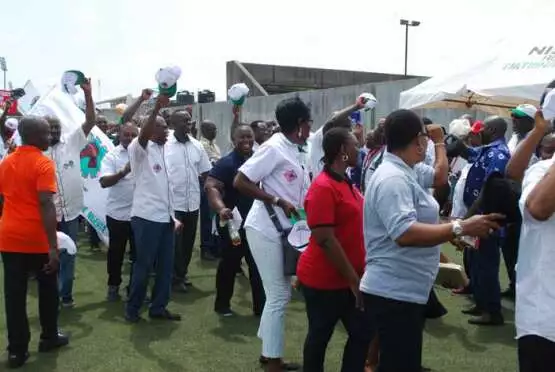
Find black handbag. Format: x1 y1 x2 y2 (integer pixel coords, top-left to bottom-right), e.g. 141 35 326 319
264 202 301 276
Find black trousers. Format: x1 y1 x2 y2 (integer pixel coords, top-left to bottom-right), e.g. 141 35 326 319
2 252 59 354
106 216 136 286
174 210 199 281
360 293 426 372
518 335 555 372
502 222 520 291
301 285 368 372
214 227 265 314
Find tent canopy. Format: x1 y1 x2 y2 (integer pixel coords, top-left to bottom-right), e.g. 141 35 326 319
400 37 555 116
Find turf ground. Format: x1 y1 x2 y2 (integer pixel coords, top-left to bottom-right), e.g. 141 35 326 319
0 240 517 371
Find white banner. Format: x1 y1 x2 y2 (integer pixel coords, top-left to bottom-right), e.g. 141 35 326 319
28 87 114 244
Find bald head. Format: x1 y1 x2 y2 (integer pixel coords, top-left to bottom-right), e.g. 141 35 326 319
201 120 217 140
483 116 508 144
19 116 51 151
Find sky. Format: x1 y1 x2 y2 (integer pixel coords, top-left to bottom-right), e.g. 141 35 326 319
3 0 553 102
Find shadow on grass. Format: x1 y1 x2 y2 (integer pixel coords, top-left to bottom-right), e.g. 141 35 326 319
129 321 181 371
19 347 64 371
425 319 486 352
209 314 260 343
78 251 108 262
171 286 213 306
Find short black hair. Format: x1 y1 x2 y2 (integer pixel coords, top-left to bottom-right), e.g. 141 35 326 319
19 116 46 144
274 97 311 134
384 109 424 152
322 127 352 165
250 120 264 130
540 79 555 105
422 117 433 125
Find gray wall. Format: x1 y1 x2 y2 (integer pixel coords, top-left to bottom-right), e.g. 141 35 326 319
193 78 490 151
100 78 495 151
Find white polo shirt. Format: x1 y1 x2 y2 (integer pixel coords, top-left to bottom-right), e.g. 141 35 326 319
516 158 555 343
307 128 324 179
99 144 134 221
128 138 173 223
45 127 88 222
165 134 212 213
240 132 310 239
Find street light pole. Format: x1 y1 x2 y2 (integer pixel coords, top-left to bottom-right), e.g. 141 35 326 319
400 19 420 76
0 57 6 89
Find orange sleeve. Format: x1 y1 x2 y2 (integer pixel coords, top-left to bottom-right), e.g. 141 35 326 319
36 158 57 193
0 162 4 194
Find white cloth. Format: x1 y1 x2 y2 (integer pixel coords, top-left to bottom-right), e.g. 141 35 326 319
99 145 134 221
239 133 310 240
45 127 88 222
307 128 324 179
424 138 435 167
165 134 212 212
450 163 472 219
508 133 520 155
450 156 468 176
57 231 77 255
253 141 260 152
128 138 173 223
516 158 555 343
245 227 291 358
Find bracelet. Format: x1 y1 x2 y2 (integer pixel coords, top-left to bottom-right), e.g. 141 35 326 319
435 143 446 148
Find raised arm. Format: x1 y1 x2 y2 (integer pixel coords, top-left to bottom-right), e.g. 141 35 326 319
506 110 550 182
80 78 96 137
138 95 169 148
526 161 555 221
99 162 130 188
0 99 12 141
121 89 153 125
427 124 449 187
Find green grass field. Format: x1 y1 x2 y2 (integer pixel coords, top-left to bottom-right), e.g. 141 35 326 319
0 240 517 371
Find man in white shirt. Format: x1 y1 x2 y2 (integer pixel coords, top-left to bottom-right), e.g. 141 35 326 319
516 157 555 371
509 104 537 160
125 95 182 323
307 99 366 180
250 120 271 151
46 79 97 308
99 123 139 302
166 111 212 292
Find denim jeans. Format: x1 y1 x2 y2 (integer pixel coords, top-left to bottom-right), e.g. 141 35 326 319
57 218 79 303
470 234 501 313
126 217 174 318
199 179 216 256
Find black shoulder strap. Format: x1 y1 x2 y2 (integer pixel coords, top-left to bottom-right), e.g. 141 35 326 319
264 203 287 237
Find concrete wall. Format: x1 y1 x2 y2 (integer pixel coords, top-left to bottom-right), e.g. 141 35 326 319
101 78 493 151
193 78 490 151
227 61 425 95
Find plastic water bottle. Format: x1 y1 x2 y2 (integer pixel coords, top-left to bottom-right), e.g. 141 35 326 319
221 219 241 246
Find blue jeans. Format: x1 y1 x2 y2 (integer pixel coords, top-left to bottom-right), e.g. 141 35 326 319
470 234 501 313
126 217 174 317
57 218 79 303
199 179 216 256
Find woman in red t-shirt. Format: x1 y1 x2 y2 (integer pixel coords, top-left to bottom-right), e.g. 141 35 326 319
297 127 367 372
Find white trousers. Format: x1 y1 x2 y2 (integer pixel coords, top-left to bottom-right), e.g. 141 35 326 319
245 227 292 358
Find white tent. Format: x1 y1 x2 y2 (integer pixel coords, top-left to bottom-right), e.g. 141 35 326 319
399 36 555 116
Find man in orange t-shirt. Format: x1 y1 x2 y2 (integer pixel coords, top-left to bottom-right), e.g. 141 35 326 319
0 116 69 369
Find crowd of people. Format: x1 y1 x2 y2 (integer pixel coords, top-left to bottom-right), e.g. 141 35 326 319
0 76 554 372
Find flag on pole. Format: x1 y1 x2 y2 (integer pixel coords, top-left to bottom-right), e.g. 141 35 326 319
27 86 114 244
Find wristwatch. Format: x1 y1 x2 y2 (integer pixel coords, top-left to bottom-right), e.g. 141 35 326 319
452 220 464 237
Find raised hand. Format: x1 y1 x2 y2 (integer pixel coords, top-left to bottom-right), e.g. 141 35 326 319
426 124 445 144
80 78 92 95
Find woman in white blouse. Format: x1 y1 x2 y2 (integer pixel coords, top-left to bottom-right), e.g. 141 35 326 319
234 97 312 372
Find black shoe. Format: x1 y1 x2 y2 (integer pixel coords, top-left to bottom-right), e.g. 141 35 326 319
215 308 235 317
149 309 182 321
7 352 29 369
462 306 483 316
468 312 504 326
501 287 515 300
201 252 217 261
259 357 301 371
38 332 69 352
124 313 143 324
173 282 189 293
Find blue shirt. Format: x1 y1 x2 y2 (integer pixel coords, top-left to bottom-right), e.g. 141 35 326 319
360 152 440 305
349 149 367 190
208 150 254 223
463 139 510 208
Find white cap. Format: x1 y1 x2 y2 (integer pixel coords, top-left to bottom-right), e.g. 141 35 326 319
511 104 537 119
542 89 555 121
448 118 471 138
155 66 181 88
5 118 18 131
228 83 249 104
